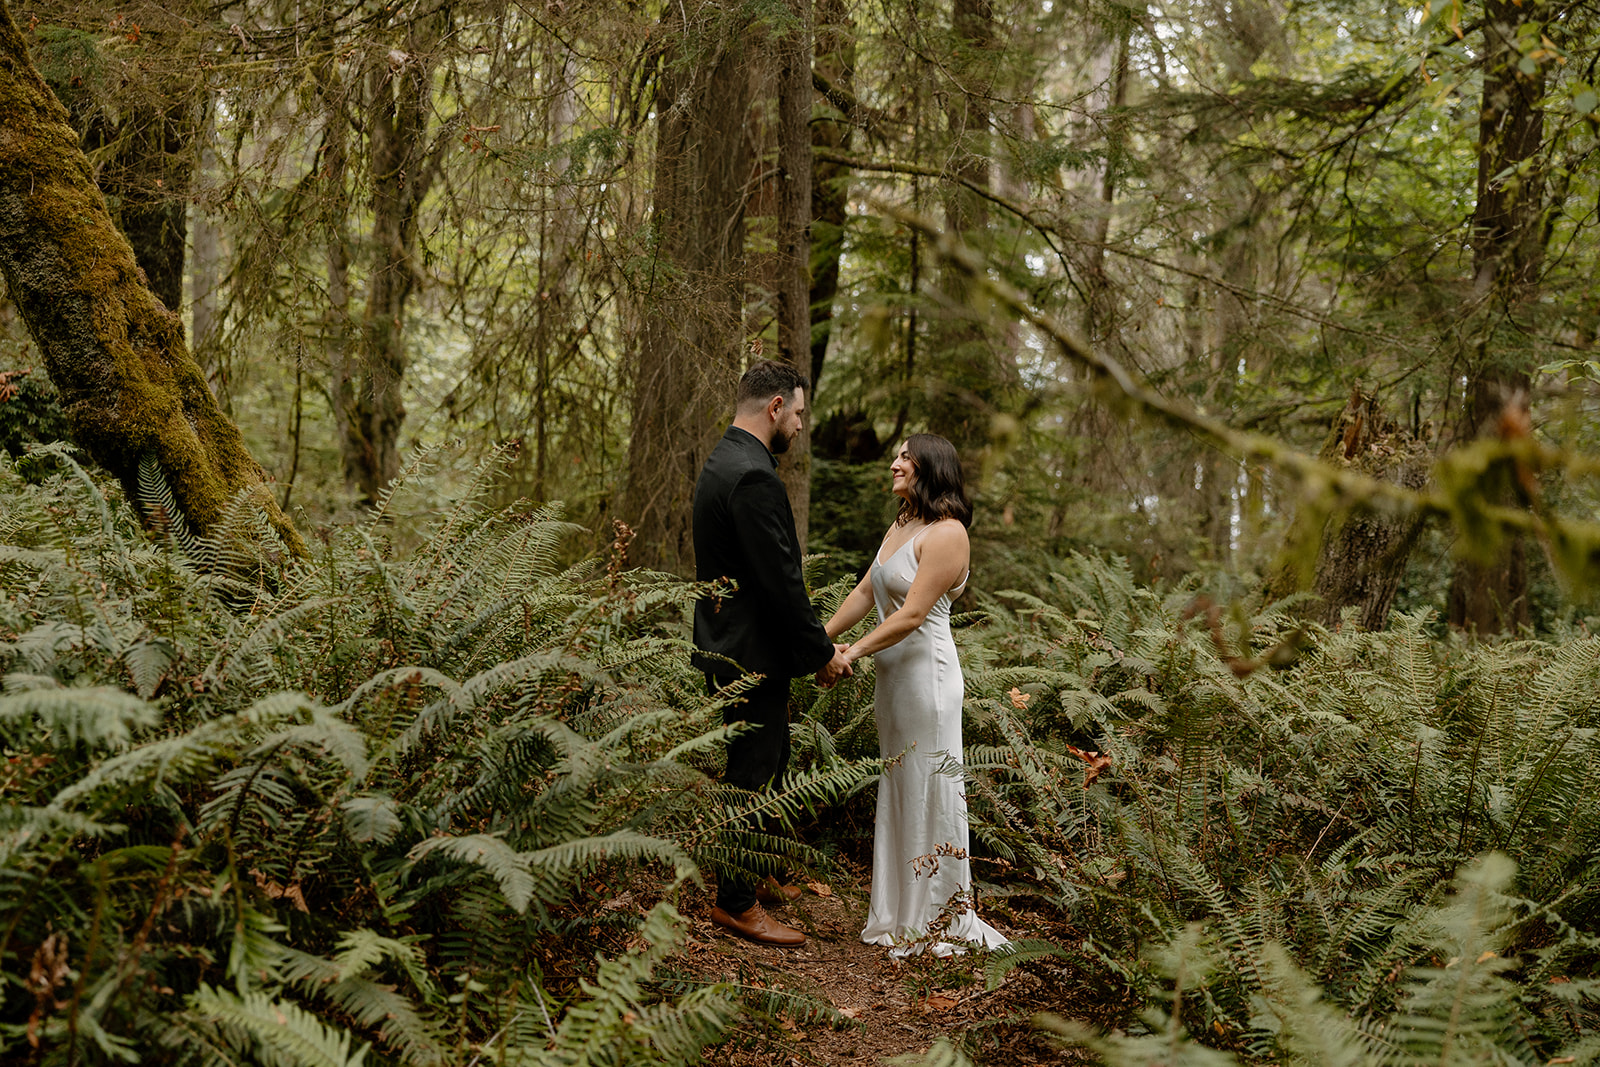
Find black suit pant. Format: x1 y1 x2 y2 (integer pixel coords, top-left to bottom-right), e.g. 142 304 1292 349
709 673 792 913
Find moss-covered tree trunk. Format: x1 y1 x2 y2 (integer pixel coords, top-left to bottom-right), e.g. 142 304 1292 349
0 0 306 555
1265 390 1429 630
1309 391 1429 630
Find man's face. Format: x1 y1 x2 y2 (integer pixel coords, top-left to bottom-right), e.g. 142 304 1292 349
770 388 806 455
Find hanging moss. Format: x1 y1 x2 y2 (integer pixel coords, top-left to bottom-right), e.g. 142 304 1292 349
0 0 306 558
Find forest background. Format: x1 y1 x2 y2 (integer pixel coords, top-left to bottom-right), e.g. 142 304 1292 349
10 0 1600 627
7 0 1600 1063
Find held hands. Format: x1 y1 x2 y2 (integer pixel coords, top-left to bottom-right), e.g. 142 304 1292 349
815 643 854 688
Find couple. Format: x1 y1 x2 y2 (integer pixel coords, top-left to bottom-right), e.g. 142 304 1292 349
692 360 1008 958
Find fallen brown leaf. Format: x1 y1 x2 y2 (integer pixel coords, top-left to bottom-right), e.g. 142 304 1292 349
1065 743 1113 788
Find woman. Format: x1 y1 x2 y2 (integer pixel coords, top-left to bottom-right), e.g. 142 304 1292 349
823 434 1010 958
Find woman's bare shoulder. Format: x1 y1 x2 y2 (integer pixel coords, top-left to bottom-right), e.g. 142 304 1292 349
917 518 970 557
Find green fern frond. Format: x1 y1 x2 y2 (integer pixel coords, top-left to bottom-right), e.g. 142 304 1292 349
888 1036 979 1067
984 938 1070 991
137 453 208 561
278 936 443 1066
189 985 371 1067
1254 943 1374 1067
52 691 314 811
526 901 734 1067
341 795 404 845
0 682 157 747
408 833 538 911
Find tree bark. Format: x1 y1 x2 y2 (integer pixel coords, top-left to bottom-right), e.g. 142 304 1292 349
1309 390 1430 630
1263 390 1428 630
313 33 358 504
1447 380 1533 634
1447 0 1546 634
0 0 305 555
1082 23 1129 346
345 39 437 504
624 2 755 573
774 0 814 552
808 0 854 391
929 0 1004 454
101 102 194 316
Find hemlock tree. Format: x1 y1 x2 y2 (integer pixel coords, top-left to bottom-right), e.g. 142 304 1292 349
0 0 305 554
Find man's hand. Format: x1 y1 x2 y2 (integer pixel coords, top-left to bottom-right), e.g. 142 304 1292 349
815 644 854 688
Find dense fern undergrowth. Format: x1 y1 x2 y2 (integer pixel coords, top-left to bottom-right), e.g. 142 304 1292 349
3 447 1600 1066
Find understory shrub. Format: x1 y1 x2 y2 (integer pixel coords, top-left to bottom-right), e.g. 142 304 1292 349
0 446 867 1065
942 553 1600 1064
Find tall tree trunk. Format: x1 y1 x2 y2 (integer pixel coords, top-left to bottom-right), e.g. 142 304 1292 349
624 2 755 573
0 0 305 554
345 39 436 504
1082 23 1129 346
189 95 228 409
1446 380 1533 634
528 52 583 504
314 34 357 504
930 0 1003 455
1447 0 1547 634
774 0 814 552
808 0 854 391
101 101 194 317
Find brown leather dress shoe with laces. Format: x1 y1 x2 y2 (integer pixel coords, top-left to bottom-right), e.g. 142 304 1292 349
756 878 804 906
711 902 806 946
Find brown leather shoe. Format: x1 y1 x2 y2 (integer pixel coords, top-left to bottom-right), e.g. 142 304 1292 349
756 878 804 906
711 902 806 946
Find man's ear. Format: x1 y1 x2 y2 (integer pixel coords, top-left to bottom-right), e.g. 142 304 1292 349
765 393 785 420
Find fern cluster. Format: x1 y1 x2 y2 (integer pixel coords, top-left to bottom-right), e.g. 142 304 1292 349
946 552 1600 1063
0 447 859 1065
11 446 1600 1066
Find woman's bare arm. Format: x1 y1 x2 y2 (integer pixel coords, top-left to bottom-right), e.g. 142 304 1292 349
825 571 877 639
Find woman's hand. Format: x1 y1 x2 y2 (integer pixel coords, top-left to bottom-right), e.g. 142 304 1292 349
815 644 853 688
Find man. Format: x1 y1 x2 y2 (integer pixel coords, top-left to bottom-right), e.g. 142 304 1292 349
693 359 852 947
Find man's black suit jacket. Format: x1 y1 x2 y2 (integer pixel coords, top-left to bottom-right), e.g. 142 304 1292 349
692 427 836 681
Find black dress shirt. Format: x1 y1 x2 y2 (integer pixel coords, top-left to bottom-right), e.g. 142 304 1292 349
692 427 836 681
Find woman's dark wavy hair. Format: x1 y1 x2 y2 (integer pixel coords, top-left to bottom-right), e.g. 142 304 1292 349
895 433 973 528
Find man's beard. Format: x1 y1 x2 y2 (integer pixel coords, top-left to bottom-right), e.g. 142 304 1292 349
771 426 794 454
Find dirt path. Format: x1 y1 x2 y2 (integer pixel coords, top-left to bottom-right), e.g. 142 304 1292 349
668 860 1095 1066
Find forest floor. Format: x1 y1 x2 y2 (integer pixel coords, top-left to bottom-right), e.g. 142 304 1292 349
652 854 1121 1067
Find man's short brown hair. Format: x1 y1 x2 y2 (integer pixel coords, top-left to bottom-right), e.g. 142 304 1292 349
736 359 810 409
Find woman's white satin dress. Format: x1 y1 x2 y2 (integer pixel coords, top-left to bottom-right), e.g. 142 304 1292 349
860 529 1010 958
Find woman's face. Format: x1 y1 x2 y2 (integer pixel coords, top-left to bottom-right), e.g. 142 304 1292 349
890 442 916 501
